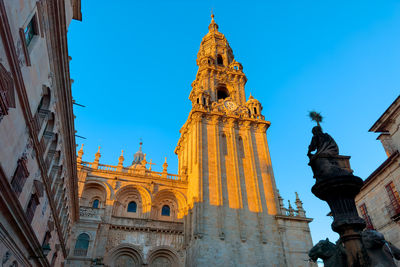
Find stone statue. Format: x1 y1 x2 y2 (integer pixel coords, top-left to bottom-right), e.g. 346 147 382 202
309 238 347 267
361 230 400 267
307 126 353 180
307 126 339 160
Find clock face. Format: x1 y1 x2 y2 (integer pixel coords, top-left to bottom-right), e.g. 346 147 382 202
224 101 237 111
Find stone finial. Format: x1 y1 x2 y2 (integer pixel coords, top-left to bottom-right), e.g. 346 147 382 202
141 153 147 167
288 200 294 216
92 146 101 169
208 13 219 32
295 192 305 217
77 144 84 163
117 150 124 171
277 190 285 215
118 150 124 164
94 146 101 162
162 157 168 173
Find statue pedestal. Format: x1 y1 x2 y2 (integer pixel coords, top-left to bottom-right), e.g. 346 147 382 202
309 155 353 180
312 175 368 267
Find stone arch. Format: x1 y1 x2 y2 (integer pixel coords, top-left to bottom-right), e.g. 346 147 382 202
113 185 152 218
104 243 143 267
81 181 108 208
147 246 180 267
152 189 187 220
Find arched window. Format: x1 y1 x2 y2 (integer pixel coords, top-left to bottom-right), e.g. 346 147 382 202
161 205 170 216
92 199 99 209
254 107 257 114
74 233 90 256
127 201 137 213
217 55 223 65
217 87 229 100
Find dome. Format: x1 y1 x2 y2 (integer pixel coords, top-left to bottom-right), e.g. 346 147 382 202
131 142 144 166
246 93 260 104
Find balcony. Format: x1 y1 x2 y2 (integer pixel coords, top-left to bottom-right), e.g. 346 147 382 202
110 216 184 234
386 202 400 222
73 248 88 257
79 206 104 221
79 161 185 182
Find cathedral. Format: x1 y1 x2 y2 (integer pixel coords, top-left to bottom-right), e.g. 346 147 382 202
68 15 315 267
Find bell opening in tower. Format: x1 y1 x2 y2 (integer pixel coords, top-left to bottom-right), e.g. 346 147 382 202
217 54 223 65
217 86 229 100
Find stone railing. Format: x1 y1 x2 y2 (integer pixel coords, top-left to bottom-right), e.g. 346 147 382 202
79 161 184 182
73 248 88 257
110 216 184 234
79 206 104 220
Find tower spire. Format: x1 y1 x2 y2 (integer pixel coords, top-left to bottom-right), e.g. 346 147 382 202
208 12 219 32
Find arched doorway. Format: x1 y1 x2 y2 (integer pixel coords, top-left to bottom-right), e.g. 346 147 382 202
104 244 143 267
148 247 180 267
114 254 139 267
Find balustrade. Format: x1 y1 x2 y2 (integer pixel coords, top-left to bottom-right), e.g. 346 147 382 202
79 161 183 181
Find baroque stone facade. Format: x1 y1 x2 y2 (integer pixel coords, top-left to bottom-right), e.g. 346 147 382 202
0 0 81 266
355 95 400 266
68 16 315 267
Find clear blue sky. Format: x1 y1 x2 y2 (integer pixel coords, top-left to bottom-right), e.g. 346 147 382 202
68 1 400 245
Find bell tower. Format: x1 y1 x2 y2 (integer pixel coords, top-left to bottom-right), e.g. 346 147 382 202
175 15 296 267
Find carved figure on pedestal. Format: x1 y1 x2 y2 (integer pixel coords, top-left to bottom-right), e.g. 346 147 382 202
309 238 347 267
307 126 339 160
307 126 353 181
362 230 400 267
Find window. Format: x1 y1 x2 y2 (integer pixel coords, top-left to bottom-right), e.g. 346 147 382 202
0 63 15 120
50 252 58 267
74 233 90 256
359 204 374 230
253 107 257 114
42 231 51 247
161 205 170 216
11 158 29 196
92 199 99 209
217 87 229 100
26 193 39 223
24 17 37 47
385 181 400 216
217 55 223 65
127 201 137 213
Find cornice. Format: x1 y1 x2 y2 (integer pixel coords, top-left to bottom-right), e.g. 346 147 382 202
45 0 79 224
369 95 400 133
